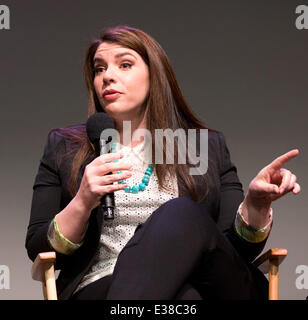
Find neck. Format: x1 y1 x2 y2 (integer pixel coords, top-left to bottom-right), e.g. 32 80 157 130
115 111 147 148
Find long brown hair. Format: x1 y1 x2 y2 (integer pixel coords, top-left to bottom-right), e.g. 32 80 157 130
52 25 214 201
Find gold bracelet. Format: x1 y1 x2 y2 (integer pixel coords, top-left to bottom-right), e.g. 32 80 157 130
234 202 273 243
47 217 83 255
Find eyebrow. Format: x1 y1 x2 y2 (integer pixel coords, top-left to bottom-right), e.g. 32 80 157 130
93 52 137 64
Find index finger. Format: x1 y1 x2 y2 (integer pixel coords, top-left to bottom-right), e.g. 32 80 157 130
268 149 299 170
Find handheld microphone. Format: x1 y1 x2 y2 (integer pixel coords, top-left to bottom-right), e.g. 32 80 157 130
86 112 116 220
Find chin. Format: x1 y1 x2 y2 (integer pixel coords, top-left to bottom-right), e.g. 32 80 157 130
105 105 134 115
102 109 129 122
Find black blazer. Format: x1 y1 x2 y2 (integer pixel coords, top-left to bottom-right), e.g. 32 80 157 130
25 125 267 299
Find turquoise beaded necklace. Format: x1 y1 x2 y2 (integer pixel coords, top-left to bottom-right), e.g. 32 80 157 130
111 142 153 194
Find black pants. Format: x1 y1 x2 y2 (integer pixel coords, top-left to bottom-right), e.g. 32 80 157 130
71 197 268 300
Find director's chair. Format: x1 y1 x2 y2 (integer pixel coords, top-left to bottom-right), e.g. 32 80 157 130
31 248 287 300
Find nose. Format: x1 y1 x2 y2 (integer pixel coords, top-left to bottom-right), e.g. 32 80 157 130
103 65 117 84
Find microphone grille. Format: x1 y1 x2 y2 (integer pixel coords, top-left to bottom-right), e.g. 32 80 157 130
86 112 115 144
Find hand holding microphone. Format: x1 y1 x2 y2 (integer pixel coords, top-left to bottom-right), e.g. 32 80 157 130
75 113 132 219
75 152 132 213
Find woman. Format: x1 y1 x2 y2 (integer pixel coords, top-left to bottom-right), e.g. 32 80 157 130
26 25 300 300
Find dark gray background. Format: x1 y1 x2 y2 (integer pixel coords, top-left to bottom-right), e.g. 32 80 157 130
0 0 307 299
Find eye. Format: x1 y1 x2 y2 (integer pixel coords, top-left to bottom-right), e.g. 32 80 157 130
94 66 106 75
120 62 132 69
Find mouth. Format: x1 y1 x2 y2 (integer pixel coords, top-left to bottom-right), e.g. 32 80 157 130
103 90 121 100
103 88 122 100
103 92 121 101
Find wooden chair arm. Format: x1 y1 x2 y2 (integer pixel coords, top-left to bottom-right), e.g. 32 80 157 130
253 248 287 273
253 248 287 300
31 252 57 300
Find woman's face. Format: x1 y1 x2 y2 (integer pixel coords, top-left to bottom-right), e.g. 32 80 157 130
93 42 150 121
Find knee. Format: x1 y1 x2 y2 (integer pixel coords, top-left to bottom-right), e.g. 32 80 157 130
156 197 210 226
164 197 202 214
150 197 216 248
